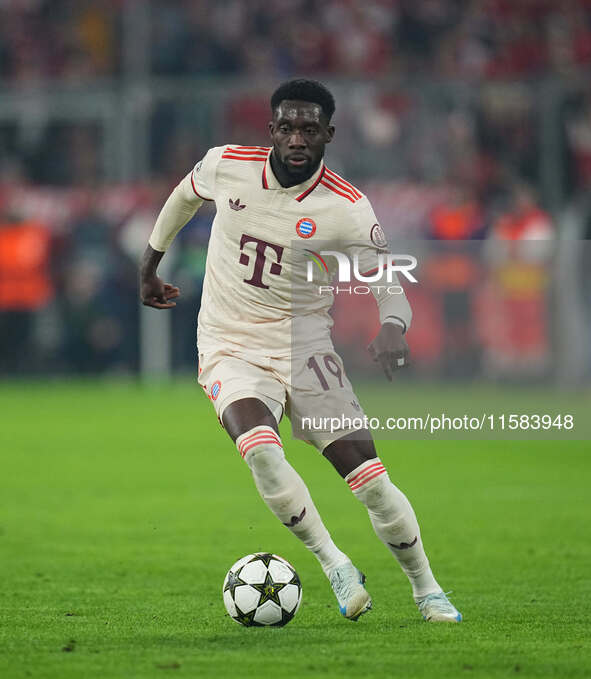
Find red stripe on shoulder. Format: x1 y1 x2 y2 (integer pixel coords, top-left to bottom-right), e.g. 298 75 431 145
322 175 359 202
225 148 269 157
324 168 362 199
228 145 271 151
221 154 268 161
325 168 363 198
320 180 356 203
190 172 212 201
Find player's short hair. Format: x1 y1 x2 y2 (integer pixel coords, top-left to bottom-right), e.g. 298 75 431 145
271 79 336 122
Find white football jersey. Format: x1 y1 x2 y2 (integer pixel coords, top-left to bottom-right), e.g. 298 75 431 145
186 144 407 357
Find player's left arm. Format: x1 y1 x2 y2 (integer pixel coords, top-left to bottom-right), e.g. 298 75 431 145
348 198 412 381
367 321 409 382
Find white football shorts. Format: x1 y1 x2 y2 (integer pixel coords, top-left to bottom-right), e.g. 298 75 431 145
197 346 367 451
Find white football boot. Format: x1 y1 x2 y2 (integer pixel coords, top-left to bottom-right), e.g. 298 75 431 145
416 591 462 622
329 563 372 621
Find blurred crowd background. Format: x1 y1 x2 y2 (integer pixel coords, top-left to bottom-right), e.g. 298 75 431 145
1 0 590 380
3 0 591 83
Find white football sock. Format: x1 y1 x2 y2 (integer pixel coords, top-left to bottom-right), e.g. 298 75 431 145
237 426 349 576
346 459 441 600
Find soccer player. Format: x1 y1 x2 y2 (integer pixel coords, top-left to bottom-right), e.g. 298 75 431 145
140 79 461 623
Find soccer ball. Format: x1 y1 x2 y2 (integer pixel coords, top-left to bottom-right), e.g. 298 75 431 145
222 552 302 627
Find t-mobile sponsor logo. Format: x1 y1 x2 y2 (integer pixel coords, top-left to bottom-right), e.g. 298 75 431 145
239 234 284 289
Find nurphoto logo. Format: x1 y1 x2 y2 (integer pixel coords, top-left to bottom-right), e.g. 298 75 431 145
304 250 418 296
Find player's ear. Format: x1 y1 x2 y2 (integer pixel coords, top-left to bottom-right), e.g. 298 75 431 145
325 125 335 143
268 121 274 139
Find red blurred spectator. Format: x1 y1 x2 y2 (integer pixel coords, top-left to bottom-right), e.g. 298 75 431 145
492 183 554 240
0 214 53 373
429 186 486 240
477 182 554 376
0 217 53 311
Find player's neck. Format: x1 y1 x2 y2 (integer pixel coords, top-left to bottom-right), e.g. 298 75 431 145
270 150 320 188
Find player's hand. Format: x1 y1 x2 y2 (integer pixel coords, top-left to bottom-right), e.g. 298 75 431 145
141 275 180 309
367 323 409 381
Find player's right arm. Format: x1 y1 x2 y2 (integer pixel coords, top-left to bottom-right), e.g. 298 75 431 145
140 245 181 309
140 147 222 309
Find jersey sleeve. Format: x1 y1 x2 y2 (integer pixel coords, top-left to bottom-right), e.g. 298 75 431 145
345 197 413 332
189 146 225 201
148 146 225 252
346 196 389 270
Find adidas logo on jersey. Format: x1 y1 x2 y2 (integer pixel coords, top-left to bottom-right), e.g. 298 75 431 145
229 198 246 211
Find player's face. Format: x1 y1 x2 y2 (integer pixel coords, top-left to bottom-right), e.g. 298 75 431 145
269 100 334 178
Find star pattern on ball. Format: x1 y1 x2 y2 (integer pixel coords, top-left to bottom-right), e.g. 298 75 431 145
223 569 247 598
249 553 274 567
233 603 263 627
271 607 294 627
250 569 287 607
223 553 303 627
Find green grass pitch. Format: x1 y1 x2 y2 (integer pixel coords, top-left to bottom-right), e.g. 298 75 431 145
1 381 590 678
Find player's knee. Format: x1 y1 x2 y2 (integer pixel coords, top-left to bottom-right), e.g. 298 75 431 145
236 425 285 470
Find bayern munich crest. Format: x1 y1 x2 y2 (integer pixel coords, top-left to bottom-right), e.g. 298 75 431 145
210 380 221 401
296 218 316 239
